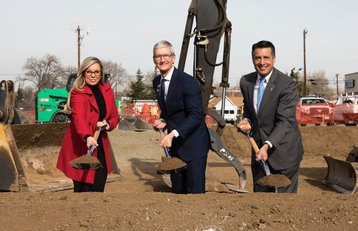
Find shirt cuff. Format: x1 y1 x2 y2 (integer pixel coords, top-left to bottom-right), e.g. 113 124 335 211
171 129 179 138
264 141 273 148
242 118 251 123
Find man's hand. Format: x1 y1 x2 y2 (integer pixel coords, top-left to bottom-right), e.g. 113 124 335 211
160 132 175 148
153 119 166 132
256 143 269 161
237 119 251 132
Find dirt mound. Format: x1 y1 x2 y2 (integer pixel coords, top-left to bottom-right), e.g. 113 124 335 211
11 123 68 149
1 125 358 230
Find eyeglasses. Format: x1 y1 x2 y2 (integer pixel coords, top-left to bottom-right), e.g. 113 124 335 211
85 70 101 77
153 54 172 61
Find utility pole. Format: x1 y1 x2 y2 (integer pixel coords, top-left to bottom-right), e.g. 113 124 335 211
336 73 339 100
303 28 308 96
77 25 81 71
76 25 90 71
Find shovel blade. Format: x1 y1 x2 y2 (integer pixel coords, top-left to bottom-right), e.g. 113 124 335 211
70 155 102 170
257 174 292 188
156 156 187 173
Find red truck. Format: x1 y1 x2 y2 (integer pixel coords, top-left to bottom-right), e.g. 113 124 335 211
296 97 334 126
333 95 358 126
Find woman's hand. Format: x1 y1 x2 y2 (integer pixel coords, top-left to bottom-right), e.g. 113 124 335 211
97 120 109 130
86 136 98 148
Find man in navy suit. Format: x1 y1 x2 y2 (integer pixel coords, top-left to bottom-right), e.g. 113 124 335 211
152 40 210 194
238 40 304 193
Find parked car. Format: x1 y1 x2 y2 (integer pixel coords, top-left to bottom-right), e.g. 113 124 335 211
296 97 334 126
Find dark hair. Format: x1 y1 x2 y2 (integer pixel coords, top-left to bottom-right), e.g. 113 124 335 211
252 40 276 57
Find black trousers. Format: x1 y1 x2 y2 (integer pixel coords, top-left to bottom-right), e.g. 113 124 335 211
170 155 207 194
252 160 300 193
73 138 108 192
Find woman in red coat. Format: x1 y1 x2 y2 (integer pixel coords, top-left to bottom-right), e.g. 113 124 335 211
57 57 119 192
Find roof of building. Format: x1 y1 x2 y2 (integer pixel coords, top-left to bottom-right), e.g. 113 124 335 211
208 96 243 108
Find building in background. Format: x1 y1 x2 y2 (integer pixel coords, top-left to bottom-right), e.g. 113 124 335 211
208 96 243 124
344 72 358 96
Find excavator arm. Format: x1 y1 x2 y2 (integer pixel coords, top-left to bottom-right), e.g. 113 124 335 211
178 0 247 192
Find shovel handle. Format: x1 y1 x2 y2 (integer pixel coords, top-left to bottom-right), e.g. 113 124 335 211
87 145 96 156
238 128 271 175
239 128 260 154
259 159 271 176
87 123 107 156
248 137 260 154
248 137 271 175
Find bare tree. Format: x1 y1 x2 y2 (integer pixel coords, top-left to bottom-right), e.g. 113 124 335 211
21 54 68 92
102 60 129 98
20 86 36 111
307 70 335 99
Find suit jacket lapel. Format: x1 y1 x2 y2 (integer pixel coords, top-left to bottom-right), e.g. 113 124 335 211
155 77 166 112
247 73 256 115
259 68 278 115
258 68 277 118
165 68 178 102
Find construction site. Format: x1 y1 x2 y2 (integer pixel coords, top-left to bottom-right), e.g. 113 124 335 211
0 122 357 230
1 0 358 230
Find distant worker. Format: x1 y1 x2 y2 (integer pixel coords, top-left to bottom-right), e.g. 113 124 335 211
237 40 304 193
57 56 119 192
152 40 210 194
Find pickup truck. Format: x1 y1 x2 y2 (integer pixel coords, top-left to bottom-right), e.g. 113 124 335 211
333 96 358 126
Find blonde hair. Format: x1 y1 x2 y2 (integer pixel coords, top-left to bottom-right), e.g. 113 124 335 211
65 57 104 111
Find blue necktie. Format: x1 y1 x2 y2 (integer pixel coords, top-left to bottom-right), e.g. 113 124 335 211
257 77 266 111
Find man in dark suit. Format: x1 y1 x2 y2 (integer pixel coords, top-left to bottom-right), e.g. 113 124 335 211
152 40 210 194
237 40 304 193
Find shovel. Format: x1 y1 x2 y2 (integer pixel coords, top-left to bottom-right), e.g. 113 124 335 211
156 129 187 174
238 128 291 189
69 122 107 170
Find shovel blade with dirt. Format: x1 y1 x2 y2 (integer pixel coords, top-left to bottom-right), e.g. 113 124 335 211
239 128 291 189
69 123 107 170
69 146 102 170
156 156 187 174
156 129 187 174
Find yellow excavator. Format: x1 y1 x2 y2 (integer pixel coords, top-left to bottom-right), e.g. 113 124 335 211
0 80 27 191
0 80 72 191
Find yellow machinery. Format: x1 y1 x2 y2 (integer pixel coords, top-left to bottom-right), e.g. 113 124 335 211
0 80 27 191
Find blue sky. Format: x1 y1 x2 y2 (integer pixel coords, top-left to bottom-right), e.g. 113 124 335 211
1 0 357 88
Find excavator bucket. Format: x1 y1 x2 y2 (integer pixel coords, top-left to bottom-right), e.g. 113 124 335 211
0 124 28 191
323 155 358 194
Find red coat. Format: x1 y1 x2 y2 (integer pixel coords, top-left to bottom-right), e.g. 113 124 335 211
56 83 119 184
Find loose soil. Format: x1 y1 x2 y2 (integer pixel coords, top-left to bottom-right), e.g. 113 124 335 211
1 125 358 231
